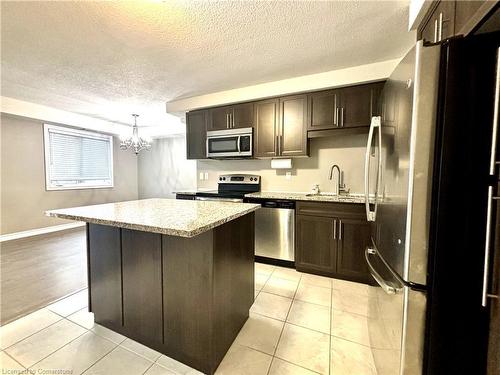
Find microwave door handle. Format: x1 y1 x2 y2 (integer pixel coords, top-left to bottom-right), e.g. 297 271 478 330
237 136 241 153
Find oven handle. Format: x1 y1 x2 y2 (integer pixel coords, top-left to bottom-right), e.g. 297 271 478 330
195 197 243 203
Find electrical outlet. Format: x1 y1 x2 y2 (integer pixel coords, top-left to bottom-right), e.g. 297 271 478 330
199 172 204 180
285 171 292 180
204 172 209 180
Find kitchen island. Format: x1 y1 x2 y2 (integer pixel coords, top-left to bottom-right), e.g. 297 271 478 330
47 198 259 375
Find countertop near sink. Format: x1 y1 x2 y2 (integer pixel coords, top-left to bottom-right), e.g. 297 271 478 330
244 191 367 204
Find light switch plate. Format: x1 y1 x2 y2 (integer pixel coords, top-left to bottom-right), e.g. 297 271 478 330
199 172 204 180
204 172 209 180
285 171 292 180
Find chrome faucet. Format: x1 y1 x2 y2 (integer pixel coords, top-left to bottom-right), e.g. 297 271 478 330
329 164 348 195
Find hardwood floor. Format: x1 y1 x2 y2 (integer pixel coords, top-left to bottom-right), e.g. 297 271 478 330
0 227 87 325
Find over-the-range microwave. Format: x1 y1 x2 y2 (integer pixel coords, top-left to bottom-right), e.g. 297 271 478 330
206 127 253 158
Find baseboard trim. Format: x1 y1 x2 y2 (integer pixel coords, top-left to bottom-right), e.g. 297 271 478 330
0 222 86 242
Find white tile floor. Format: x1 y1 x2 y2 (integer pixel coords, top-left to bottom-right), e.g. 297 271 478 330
0 263 392 375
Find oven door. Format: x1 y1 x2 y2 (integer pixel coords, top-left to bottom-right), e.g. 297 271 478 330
206 132 252 158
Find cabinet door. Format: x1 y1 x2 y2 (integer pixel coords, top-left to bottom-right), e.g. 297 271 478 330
186 110 207 160
122 229 163 346
336 216 372 283
435 0 456 41
455 1 485 34
296 214 337 274
254 99 278 158
339 83 382 128
308 90 340 130
209 106 231 130
420 13 438 43
279 94 308 157
232 103 254 129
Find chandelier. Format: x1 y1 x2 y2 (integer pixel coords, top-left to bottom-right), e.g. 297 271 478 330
120 114 152 154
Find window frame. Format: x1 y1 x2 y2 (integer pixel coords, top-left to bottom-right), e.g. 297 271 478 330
43 124 114 191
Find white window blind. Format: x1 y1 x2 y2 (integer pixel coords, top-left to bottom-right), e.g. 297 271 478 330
44 124 114 190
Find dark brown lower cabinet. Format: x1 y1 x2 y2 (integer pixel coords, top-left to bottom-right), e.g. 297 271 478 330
336 216 372 282
296 215 337 274
295 202 372 284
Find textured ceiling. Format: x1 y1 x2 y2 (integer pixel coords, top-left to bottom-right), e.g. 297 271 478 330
1 1 414 132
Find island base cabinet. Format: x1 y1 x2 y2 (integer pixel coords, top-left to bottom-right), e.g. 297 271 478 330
87 224 123 331
122 229 163 347
86 213 255 375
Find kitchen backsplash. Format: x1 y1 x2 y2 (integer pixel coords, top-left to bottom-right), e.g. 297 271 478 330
197 134 369 194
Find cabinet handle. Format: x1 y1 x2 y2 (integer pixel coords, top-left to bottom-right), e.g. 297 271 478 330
226 113 229 129
230 113 234 128
333 219 337 240
276 135 280 155
338 220 342 240
335 107 340 127
438 12 443 41
341 107 344 127
433 19 438 43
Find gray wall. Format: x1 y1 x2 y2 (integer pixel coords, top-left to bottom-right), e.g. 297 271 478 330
0 113 139 235
138 136 196 199
197 134 369 194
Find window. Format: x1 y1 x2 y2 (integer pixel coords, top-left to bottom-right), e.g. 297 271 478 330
44 124 114 190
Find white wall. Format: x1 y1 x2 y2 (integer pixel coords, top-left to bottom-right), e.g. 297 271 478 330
138 136 197 199
197 134 369 194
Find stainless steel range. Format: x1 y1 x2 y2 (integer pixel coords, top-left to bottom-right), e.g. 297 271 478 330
194 174 261 202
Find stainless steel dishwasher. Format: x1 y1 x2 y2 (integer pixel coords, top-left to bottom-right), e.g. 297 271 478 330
245 198 295 262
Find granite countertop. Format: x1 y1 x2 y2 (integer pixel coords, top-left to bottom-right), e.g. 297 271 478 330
244 191 367 204
46 198 260 238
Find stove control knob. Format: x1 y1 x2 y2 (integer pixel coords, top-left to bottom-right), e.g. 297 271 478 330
219 177 222 181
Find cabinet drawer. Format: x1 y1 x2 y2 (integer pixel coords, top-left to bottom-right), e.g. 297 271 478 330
296 201 365 218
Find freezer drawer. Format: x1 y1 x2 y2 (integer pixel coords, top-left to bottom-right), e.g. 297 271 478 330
254 206 295 262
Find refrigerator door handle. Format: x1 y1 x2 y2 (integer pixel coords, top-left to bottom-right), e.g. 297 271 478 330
482 47 500 307
365 246 402 295
364 116 382 221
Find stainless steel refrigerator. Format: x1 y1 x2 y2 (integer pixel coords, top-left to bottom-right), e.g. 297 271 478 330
363 32 499 375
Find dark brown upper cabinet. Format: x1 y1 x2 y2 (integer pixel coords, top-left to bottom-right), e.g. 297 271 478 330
340 83 383 128
455 0 491 34
254 99 278 158
208 103 254 130
279 94 308 157
186 110 208 160
308 89 340 130
254 95 308 158
418 1 496 42
209 106 232 130
418 1 456 43
307 82 383 131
